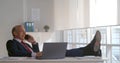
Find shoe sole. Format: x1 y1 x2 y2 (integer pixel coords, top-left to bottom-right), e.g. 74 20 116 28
94 30 101 52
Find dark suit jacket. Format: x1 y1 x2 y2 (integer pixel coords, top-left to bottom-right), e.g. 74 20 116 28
6 39 39 57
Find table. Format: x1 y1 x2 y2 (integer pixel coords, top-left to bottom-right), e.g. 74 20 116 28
0 57 107 63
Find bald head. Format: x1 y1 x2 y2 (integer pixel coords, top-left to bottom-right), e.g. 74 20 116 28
12 25 26 40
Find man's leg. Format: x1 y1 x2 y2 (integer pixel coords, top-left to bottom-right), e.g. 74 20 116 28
66 47 84 57
65 30 101 57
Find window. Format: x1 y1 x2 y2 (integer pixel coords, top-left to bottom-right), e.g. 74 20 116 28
89 0 119 63
90 0 117 27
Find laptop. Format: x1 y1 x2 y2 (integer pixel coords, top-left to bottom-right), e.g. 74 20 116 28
37 42 67 59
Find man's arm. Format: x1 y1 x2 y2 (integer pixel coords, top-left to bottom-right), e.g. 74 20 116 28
6 40 31 57
25 34 42 57
32 43 40 52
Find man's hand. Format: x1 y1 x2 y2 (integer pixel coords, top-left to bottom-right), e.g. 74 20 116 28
25 34 36 44
27 35 36 44
36 52 42 58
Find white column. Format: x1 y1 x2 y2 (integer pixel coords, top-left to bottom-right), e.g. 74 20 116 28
117 0 120 24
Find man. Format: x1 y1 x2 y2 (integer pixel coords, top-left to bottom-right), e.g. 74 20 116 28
6 25 42 57
6 25 101 57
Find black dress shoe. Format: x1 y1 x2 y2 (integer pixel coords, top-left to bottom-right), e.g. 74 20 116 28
94 49 102 57
83 30 102 57
94 30 101 52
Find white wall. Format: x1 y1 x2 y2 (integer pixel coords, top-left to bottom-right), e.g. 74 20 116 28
25 0 54 32
118 0 120 24
69 0 90 28
54 0 69 30
0 0 23 56
83 0 90 27
54 0 90 30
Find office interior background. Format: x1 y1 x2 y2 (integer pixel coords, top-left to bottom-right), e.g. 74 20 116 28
0 0 120 63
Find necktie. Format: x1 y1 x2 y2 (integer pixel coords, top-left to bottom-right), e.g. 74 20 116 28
21 41 32 53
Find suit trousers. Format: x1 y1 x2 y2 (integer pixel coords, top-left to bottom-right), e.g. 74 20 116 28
66 47 84 57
